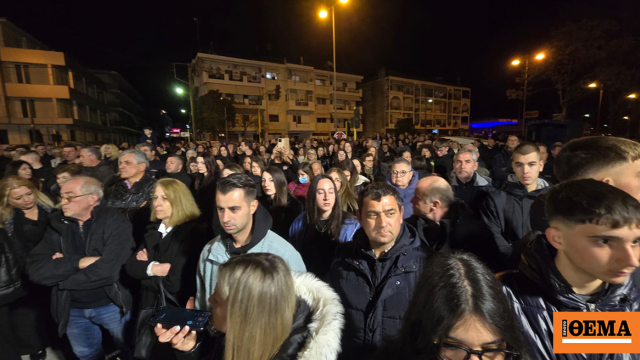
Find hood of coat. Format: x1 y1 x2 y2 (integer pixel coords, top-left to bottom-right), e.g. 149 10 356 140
518 231 638 311
386 169 419 194
503 176 549 198
506 174 549 190
355 174 370 187
221 203 273 255
274 272 345 360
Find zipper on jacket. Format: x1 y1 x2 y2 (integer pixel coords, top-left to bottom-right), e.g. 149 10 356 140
587 302 596 312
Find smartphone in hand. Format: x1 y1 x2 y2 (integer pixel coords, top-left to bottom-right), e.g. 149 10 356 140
148 307 211 332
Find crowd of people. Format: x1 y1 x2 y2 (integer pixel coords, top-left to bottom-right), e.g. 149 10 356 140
1 127 640 360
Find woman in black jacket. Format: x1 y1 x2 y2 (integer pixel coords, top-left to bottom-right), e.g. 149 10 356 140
0 228 25 360
258 166 303 242
0 176 55 360
125 178 208 359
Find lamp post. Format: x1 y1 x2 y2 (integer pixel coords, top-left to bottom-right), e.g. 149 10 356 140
587 83 604 135
511 52 545 138
319 0 348 134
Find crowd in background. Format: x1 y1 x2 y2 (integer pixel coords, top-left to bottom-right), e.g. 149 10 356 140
1 126 640 360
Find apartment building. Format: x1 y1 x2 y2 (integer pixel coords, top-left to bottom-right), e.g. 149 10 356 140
0 19 142 145
191 53 363 141
362 70 470 136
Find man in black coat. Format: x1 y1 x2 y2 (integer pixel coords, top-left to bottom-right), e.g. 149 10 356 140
481 143 549 269
408 176 501 271
79 147 115 185
159 154 191 188
139 143 164 179
491 135 520 188
27 177 135 360
450 149 492 215
501 179 640 360
328 183 429 360
478 137 500 170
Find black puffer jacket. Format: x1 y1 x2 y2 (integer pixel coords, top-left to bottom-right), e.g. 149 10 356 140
105 173 155 244
501 232 640 360
0 229 25 306
26 203 135 336
328 223 429 360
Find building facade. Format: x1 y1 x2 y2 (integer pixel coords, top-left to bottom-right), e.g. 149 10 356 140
191 53 363 141
0 19 141 145
362 70 471 136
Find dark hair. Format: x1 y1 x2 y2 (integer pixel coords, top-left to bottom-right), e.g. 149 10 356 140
262 166 289 208
411 156 432 173
381 252 527 360
167 154 184 166
306 175 353 240
398 150 412 159
62 142 78 150
513 142 541 159
420 144 436 159
357 182 403 213
297 162 314 184
535 142 548 151
138 143 155 153
250 156 265 174
554 137 640 182
337 160 358 189
219 145 230 158
546 179 640 229
378 158 394 178
194 153 220 189
434 138 450 149
6 160 39 188
54 163 83 177
223 163 244 175
217 173 257 202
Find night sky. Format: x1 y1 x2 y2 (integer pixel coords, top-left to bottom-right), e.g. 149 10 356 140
3 0 640 125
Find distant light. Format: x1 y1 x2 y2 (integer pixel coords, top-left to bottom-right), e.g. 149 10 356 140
181 109 186 113
171 128 181 133
175 88 185 95
428 99 433 103
266 73 272 79
623 116 630 120
160 110 166 114
588 83 597 88
629 93 637 99
535 53 545 60
511 59 521 66
339 0 348 3
319 9 328 18
584 114 590 117
186 125 190 128
604 124 608 127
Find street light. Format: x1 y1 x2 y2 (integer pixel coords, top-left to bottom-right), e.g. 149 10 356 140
587 82 604 134
588 83 597 88
181 109 186 113
175 87 185 95
628 93 637 99
318 0 349 132
510 51 547 138
623 116 630 120
584 114 590 117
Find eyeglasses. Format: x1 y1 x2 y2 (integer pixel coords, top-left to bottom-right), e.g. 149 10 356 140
391 170 410 177
438 343 519 360
58 193 92 203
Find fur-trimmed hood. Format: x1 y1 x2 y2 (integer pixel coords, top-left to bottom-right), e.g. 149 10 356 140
286 272 345 360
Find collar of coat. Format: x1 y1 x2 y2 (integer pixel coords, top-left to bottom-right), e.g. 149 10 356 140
450 172 491 187
506 174 549 191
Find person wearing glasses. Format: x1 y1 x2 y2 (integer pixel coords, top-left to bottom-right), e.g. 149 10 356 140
27 176 135 360
387 158 419 219
0 176 55 360
375 252 527 360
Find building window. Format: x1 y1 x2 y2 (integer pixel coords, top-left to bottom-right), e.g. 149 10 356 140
266 72 278 80
390 96 401 110
462 90 470 99
291 75 300 82
20 99 29 117
315 79 326 86
317 97 327 105
317 117 327 123
293 115 302 124
269 114 279 122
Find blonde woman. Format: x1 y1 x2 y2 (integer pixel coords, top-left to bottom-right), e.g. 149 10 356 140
154 253 345 360
0 176 54 359
304 148 318 163
125 178 208 358
326 167 358 214
100 144 120 171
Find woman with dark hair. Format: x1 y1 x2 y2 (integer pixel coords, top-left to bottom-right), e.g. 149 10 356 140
411 156 432 179
332 149 347 166
250 156 264 177
192 153 221 238
288 162 314 205
218 145 231 162
317 146 331 171
258 166 303 242
226 143 239 164
6 160 40 190
186 157 198 175
337 160 362 195
420 144 437 172
376 252 527 360
326 168 358 214
374 157 393 182
289 175 360 279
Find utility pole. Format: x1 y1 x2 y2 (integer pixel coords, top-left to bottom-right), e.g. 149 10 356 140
522 59 529 139
332 6 338 134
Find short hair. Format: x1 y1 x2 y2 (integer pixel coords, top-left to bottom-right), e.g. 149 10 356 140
423 182 455 209
120 149 149 170
454 149 478 163
217 173 257 202
19 150 40 160
546 179 640 229
138 143 155 153
54 163 83 176
554 137 640 182
167 154 184 166
507 135 520 141
62 142 78 150
152 179 200 227
411 156 430 172
551 144 563 152
81 146 101 159
392 157 411 168
250 156 265 173
512 142 541 159
357 182 404 214
223 163 244 174
434 139 450 149
74 176 104 204
535 142 548 151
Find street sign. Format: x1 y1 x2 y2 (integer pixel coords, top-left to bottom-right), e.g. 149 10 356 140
334 131 346 139
180 132 189 137
524 110 539 119
170 128 181 133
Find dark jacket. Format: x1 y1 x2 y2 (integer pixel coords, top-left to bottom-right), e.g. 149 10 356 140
433 152 454 180
478 144 500 169
26 203 135 336
450 172 492 215
161 170 192 188
81 162 115 185
139 133 157 145
124 220 209 308
105 172 156 244
319 155 332 172
148 159 165 179
328 223 429 360
258 195 303 242
480 179 550 267
0 229 25 306
501 232 640 360
491 148 513 187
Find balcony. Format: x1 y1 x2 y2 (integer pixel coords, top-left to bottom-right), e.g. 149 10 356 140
201 72 265 87
287 79 314 90
334 87 362 97
290 121 314 131
5 83 70 99
288 100 315 111
233 98 265 109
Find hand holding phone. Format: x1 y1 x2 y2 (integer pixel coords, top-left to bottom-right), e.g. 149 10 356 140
154 324 198 352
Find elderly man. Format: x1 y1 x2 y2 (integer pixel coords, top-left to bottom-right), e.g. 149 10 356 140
386 158 418 218
105 149 155 244
160 154 191 187
80 147 114 185
27 177 134 360
450 149 492 214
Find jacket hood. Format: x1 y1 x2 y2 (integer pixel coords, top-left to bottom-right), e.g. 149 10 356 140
506 174 549 190
386 169 419 193
274 272 345 360
450 172 491 187
221 203 273 255
518 231 638 310
355 174 370 187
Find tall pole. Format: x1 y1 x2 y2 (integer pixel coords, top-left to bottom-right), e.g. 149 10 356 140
332 6 337 134
188 64 196 141
224 105 228 140
522 59 529 139
596 86 603 135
